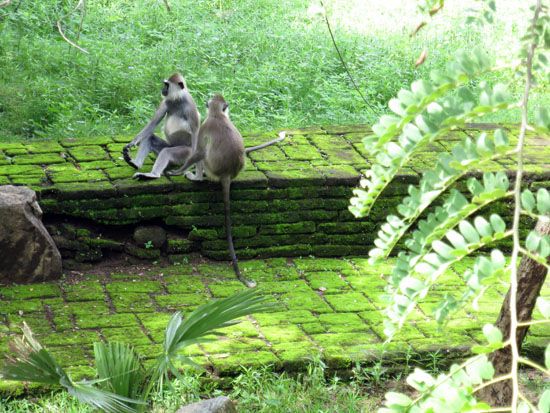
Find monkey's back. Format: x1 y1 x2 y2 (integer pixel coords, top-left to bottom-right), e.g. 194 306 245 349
203 120 245 180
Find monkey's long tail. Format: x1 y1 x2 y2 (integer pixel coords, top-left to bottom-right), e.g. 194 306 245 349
221 177 256 288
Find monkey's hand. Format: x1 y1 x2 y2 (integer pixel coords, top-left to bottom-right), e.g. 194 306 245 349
133 172 160 180
122 144 139 169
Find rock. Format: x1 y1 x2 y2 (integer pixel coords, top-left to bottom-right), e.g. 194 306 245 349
176 396 237 413
0 185 62 283
133 225 166 248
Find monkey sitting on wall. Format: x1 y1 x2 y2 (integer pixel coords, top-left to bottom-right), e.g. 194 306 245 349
122 73 204 180
168 95 286 287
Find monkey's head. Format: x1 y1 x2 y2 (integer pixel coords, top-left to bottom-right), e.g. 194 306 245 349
162 73 186 100
207 94 229 117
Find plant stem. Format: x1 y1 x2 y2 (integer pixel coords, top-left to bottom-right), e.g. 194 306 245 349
508 1 542 410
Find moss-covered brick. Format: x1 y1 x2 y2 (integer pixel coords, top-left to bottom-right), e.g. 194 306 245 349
107 281 162 294
104 167 136 180
110 293 155 313
101 327 151 345
211 351 281 374
166 237 194 254
24 142 65 154
61 136 114 147
261 324 307 343
0 142 26 151
13 152 67 165
259 221 316 235
280 291 333 313
323 125 371 134
114 177 174 195
48 180 116 199
264 169 325 187
155 293 207 310
318 313 369 333
0 164 44 176
9 175 48 187
0 176 10 185
324 293 375 312
124 244 161 260
188 228 219 241
40 330 100 347
48 168 107 183
306 271 350 293
208 281 248 298
62 281 104 302
247 146 287 161
254 160 314 172
1 284 60 300
0 299 44 314
315 164 360 185
300 322 325 335
308 134 350 150
58 300 110 316
345 275 386 292
73 313 136 329
68 145 109 162
257 280 310 294
232 169 269 188
294 258 355 272
48 346 91 366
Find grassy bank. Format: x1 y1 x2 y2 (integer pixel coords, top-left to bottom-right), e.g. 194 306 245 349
0 1 546 141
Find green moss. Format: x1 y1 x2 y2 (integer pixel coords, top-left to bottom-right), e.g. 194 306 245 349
306 271 350 293
40 330 100 347
0 164 44 176
110 293 155 313
62 281 104 302
59 301 111 316
189 228 219 240
1 284 60 300
280 291 333 313
101 327 151 345
211 351 281 374
107 281 162 294
253 310 318 326
294 258 355 272
124 244 161 260
0 299 44 314
259 221 316 235
324 293 376 312
154 293 208 310
13 153 66 165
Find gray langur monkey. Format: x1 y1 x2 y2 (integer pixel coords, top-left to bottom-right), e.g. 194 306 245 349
122 73 204 180
168 94 286 288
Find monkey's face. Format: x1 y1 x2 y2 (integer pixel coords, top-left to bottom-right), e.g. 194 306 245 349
207 95 229 117
162 79 186 100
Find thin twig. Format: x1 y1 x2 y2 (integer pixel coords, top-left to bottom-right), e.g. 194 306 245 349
319 0 379 115
517 319 549 327
162 0 171 12
508 0 542 410
56 0 89 54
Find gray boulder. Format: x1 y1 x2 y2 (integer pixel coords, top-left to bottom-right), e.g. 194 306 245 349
0 185 62 283
176 396 236 413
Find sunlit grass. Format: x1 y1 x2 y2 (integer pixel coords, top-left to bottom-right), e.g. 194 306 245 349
0 0 546 141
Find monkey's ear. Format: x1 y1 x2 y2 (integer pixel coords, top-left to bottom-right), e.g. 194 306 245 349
178 82 185 89
223 103 229 112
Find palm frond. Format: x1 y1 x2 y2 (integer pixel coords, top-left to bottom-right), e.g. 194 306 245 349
1 323 142 413
151 289 273 390
94 342 145 402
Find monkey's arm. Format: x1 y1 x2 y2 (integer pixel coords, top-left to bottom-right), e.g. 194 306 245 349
126 101 168 147
244 131 286 154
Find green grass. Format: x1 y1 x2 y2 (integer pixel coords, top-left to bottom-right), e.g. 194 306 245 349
0 1 546 141
0 361 381 412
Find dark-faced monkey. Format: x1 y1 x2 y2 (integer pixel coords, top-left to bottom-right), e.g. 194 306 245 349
122 73 204 179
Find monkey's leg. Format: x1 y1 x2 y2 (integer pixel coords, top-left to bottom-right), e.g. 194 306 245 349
244 131 286 154
124 134 168 169
133 146 191 180
221 177 256 288
185 160 205 181
166 150 204 178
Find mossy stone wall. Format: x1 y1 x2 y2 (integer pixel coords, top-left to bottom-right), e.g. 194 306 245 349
0 124 548 265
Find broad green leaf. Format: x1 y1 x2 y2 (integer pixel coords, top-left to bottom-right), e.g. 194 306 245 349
385 392 412 406
539 389 550 413
482 324 503 344
537 188 550 215
521 189 536 212
537 297 550 318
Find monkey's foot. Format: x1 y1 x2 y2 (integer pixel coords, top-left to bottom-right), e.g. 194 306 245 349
133 172 160 180
166 168 184 176
122 147 139 170
184 171 205 182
